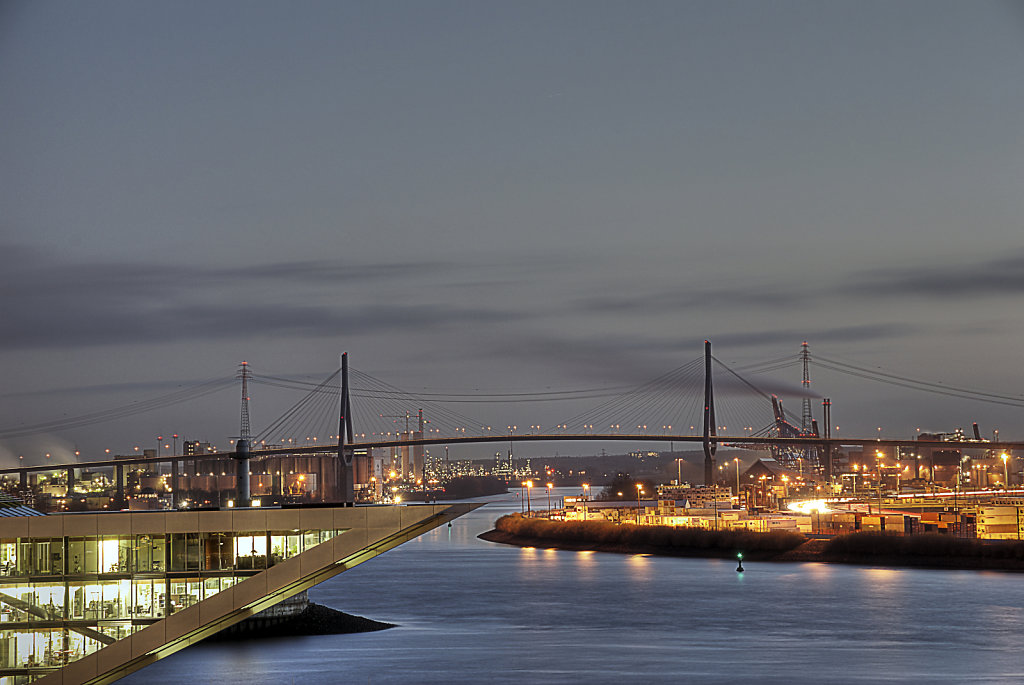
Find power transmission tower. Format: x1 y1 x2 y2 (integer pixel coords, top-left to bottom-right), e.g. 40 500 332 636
235 361 253 506
238 361 252 442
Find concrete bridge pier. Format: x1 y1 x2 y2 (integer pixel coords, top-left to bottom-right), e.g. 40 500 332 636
235 439 251 505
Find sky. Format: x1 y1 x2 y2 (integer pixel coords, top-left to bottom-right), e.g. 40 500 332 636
2 1 1024 465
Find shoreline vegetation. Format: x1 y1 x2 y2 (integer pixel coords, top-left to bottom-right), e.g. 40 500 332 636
480 514 1024 572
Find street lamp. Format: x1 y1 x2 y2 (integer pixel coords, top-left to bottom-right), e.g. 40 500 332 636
733 457 741 500
635 483 643 525
525 480 533 515
1002 453 1010 488
582 483 589 521
546 482 553 514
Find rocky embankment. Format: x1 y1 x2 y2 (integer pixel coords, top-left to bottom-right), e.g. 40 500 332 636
210 599 394 641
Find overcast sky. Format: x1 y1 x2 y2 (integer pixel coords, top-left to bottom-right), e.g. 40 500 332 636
3 1 1024 464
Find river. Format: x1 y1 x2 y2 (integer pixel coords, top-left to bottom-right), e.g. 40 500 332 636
121 489 1024 684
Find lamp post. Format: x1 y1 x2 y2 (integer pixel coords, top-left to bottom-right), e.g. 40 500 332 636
546 482 553 515
875 450 884 490
713 482 719 530
635 483 643 525
582 483 589 521
525 480 533 516
734 457 741 499
1002 453 1010 488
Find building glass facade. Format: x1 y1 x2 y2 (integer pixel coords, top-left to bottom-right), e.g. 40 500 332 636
0 525 344 683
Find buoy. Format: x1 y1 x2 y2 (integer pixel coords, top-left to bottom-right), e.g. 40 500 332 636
736 552 744 573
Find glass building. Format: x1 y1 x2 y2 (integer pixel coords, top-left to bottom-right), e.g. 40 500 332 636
0 503 473 685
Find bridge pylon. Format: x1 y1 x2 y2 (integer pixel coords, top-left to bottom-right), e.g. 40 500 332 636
822 398 833 484
337 353 356 504
703 340 717 486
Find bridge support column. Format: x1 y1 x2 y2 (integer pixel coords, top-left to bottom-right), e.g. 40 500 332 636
337 353 355 505
703 340 717 486
822 398 832 486
115 463 124 509
171 459 180 504
234 439 250 505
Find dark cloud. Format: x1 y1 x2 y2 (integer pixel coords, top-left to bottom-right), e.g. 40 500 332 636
0 377 223 400
238 260 455 285
712 323 919 349
482 322 915 396
1 245 456 296
0 241 1001 366
575 285 800 315
847 252 1024 299
0 244 519 350
2 298 517 350
572 250 1024 319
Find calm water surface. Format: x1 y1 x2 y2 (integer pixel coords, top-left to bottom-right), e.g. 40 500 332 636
122 490 1024 684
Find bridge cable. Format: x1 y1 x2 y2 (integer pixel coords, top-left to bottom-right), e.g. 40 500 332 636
0 377 237 440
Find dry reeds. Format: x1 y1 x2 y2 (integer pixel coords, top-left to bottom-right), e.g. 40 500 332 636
825 532 1024 559
494 514 804 552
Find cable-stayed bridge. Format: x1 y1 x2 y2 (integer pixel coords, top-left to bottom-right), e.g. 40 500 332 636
3 341 1024 509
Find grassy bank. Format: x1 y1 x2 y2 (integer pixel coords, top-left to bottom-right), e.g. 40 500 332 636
491 514 804 557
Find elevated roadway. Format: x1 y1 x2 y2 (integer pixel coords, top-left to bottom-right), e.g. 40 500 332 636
0 434 1020 478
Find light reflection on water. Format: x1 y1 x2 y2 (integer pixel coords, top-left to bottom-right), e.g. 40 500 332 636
122 490 1024 684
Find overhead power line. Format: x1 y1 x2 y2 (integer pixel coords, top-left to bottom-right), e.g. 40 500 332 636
0 377 237 439
808 354 1024 408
